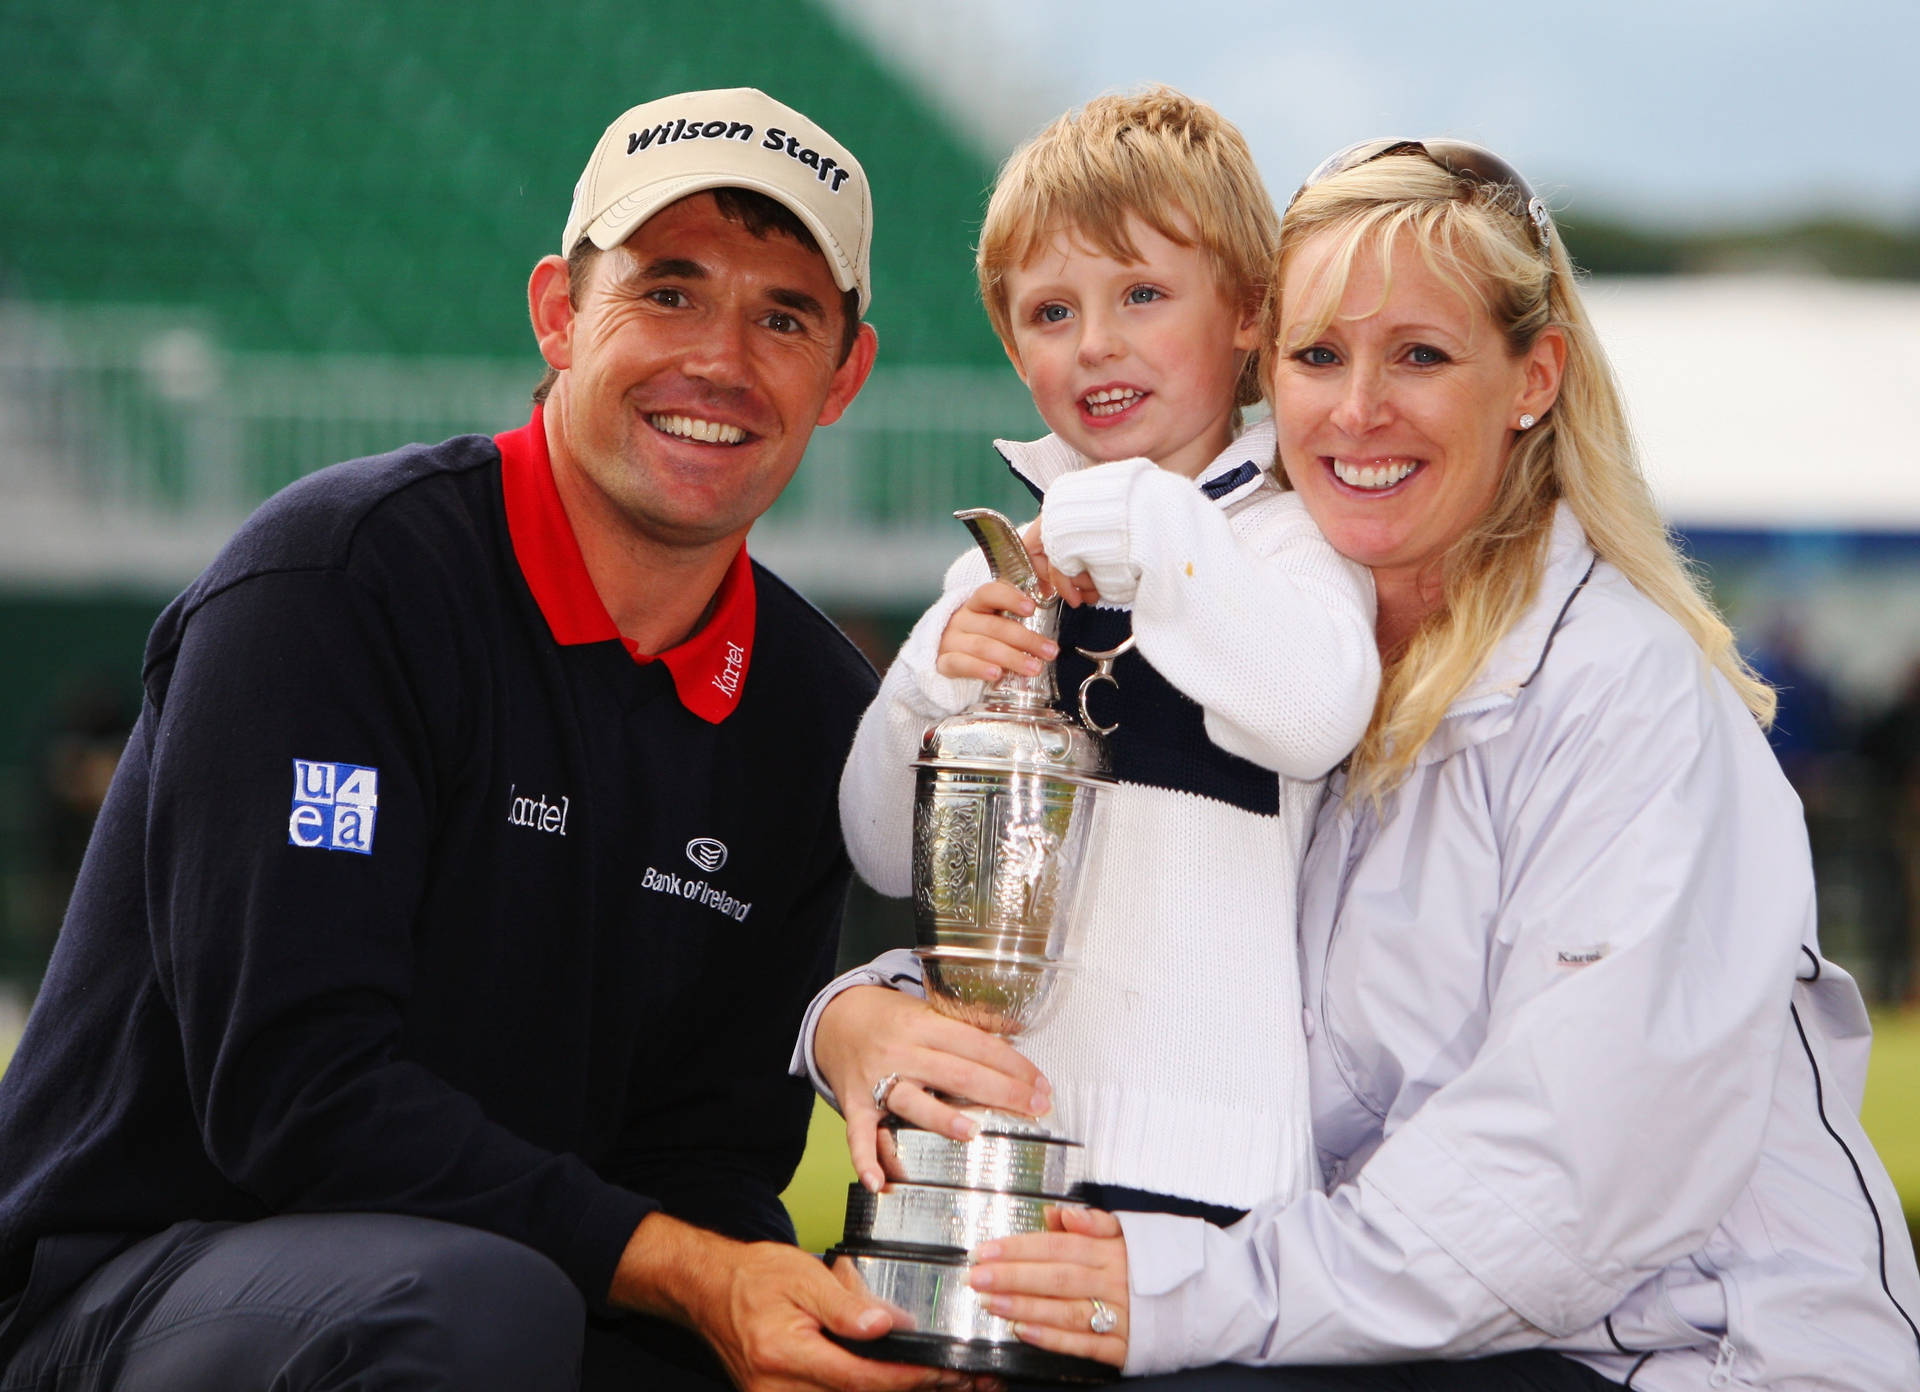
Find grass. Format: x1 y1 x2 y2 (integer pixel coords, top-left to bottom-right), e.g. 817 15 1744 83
782 1093 862 1254
1862 1010 1920 1207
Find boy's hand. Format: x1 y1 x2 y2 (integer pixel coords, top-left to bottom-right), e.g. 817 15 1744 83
1023 516 1101 609
935 582 1059 684
1039 561 1101 609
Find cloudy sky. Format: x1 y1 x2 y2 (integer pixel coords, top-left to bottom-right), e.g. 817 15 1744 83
829 0 1920 227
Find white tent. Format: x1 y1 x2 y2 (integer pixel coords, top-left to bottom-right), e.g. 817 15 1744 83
1582 275 1920 703
1585 275 1920 534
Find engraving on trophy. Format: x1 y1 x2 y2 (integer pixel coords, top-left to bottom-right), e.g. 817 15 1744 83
916 792 985 927
995 812 1059 925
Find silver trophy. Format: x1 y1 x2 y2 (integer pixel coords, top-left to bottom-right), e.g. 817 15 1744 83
828 508 1118 1383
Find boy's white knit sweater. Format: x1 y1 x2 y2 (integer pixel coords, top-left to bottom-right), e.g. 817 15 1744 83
802 420 1379 1209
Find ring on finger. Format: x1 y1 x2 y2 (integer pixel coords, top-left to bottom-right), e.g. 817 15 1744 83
1089 1297 1117 1335
872 1072 903 1113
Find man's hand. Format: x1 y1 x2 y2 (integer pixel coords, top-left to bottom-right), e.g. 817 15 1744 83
611 1212 985 1392
816 987 1051 1192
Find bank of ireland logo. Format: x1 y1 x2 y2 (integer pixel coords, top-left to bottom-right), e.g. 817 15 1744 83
685 837 727 873
289 759 379 855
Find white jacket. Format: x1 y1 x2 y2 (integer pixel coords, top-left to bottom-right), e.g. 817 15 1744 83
817 422 1379 1207
1118 506 1920 1389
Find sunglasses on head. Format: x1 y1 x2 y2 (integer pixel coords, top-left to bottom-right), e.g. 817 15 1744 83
1288 138 1554 256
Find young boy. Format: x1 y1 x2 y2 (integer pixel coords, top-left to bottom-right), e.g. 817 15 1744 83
798 88 1379 1219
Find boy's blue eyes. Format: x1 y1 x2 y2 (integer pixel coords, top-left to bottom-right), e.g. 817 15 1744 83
1030 287 1163 323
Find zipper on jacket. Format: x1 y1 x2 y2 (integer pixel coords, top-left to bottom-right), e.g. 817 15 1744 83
1708 1335 1737 1387
1439 691 1512 721
1310 792 1386 1120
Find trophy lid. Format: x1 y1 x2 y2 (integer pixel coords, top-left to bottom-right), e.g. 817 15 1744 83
914 704 1110 786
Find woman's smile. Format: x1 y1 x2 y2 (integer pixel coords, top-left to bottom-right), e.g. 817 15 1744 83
1327 457 1421 490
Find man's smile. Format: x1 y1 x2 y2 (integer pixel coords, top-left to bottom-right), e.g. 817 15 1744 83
647 412 750 446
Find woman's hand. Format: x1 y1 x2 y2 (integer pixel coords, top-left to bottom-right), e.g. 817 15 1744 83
935 581 1059 684
969 1206 1129 1368
814 986 1052 1193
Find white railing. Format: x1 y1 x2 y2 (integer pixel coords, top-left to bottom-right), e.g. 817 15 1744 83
0 304 1043 601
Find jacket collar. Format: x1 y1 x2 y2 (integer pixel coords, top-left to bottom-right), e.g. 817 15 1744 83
994 416 1278 510
496 407 756 725
1416 503 1598 765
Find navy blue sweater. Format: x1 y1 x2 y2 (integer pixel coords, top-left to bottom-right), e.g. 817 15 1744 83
0 426 875 1338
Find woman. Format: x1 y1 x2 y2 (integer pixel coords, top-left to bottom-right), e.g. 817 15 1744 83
945 141 1920 1389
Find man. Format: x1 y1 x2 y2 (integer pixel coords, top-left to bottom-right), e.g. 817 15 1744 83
0 89 955 1392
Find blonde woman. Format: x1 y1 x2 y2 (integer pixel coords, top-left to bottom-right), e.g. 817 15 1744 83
964 140 1920 1391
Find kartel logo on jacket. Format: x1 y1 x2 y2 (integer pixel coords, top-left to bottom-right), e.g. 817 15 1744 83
506 783 571 836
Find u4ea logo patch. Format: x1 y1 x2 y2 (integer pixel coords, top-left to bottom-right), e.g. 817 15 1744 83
288 759 379 855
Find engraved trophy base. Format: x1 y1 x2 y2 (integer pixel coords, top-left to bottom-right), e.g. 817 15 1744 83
823 1248 1113 1383
827 1119 1114 1384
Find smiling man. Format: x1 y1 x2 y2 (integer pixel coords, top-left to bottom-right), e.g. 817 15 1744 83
0 90 949 1392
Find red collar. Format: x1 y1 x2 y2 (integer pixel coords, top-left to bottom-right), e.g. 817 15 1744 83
496 408 755 725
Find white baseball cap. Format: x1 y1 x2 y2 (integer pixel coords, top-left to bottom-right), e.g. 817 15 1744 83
561 88 873 314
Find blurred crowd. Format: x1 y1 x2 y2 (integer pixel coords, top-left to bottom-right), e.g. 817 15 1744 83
1752 623 1920 1007
8 679 136 983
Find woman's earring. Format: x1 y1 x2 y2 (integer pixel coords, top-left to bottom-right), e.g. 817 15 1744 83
1518 414 1537 430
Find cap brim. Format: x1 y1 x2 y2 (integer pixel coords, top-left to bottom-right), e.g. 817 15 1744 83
584 172 867 314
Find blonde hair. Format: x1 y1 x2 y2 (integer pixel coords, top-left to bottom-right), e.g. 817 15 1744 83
1271 156 1774 800
977 86 1278 408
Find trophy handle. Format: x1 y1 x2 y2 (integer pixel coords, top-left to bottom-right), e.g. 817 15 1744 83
953 507 1065 711
1073 635 1136 734
954 508 1046 607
